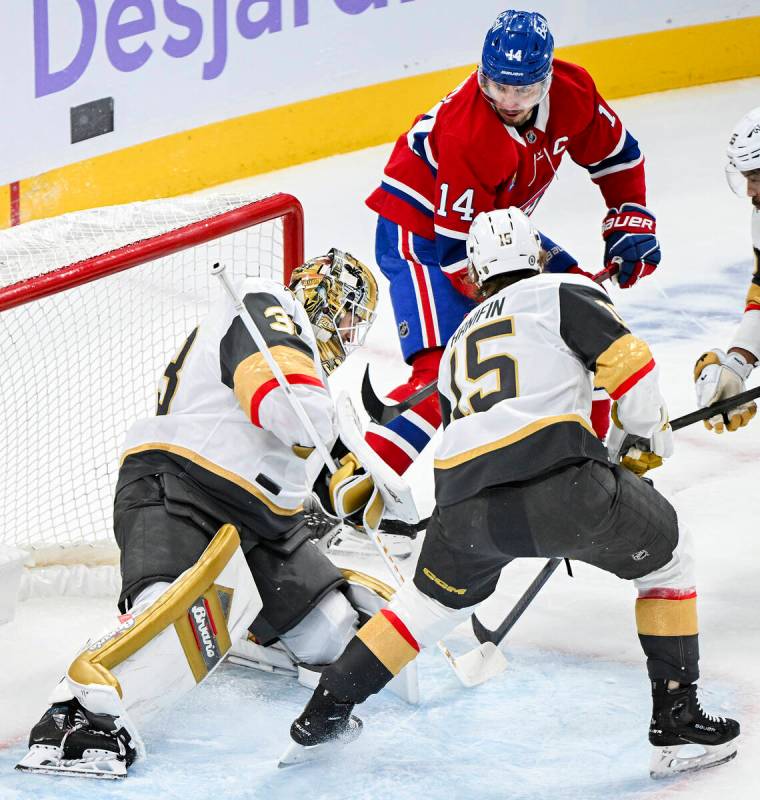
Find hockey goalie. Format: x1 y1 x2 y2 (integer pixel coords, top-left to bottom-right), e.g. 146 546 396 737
16 249 417 779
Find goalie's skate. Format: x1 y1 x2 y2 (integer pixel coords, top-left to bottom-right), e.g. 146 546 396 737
16 700 135 780
648 680 739 779
278 687 363 768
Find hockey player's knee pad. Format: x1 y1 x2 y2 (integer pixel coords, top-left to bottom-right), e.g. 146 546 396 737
63 525 261 759
386 579 470 648
634 521 696 594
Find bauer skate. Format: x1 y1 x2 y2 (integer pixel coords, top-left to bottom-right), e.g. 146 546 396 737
16 699 136 780
648 680 739 779
278 687 363 767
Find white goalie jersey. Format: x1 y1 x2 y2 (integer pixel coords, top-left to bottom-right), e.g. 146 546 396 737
434 272 660 506
119 277 335 533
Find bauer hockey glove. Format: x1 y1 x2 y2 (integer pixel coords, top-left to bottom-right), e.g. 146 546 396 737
602 203 660 288
607 402 673 476
694 349 757 433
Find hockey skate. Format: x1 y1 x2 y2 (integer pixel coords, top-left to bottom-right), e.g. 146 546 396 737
648 680 740 779
16 699 137 780
278 687 363 768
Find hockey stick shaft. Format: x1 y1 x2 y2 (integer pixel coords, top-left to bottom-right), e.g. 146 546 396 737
211 263 337 474
471 558 562 646
362 265 618 425
670 385 760 432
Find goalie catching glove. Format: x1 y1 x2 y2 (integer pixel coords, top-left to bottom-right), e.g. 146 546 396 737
694 349 757 433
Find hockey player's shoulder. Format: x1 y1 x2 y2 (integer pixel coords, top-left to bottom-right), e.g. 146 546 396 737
551 58 596 94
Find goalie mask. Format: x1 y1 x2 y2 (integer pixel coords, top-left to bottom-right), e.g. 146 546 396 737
289 249 378 375
466 207 542 288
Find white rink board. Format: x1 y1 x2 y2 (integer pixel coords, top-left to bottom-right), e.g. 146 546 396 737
1 0 756 184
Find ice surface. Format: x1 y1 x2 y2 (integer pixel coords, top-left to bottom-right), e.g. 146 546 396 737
2 76 759 798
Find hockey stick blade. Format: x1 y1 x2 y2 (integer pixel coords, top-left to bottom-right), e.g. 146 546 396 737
439 641 509 688
471 558 563 647
361 365 438 425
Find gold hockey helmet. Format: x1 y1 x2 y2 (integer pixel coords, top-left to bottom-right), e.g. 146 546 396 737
289 248 378 375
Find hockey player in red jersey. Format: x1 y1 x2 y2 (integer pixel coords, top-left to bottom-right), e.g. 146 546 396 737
363 8 660 475
693 106 760 432
282 209 739 780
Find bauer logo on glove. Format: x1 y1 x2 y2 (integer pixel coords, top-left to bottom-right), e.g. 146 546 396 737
602 203 661 289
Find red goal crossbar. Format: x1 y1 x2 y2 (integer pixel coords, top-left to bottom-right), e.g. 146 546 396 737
0 193 304 312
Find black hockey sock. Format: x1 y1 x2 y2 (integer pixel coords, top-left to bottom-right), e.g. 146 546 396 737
320 609 420 704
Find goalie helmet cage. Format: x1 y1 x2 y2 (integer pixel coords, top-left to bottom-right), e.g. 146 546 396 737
0 192 304 596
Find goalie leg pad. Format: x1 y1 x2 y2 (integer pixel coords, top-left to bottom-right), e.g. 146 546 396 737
64 524 262 752
279 589 359 665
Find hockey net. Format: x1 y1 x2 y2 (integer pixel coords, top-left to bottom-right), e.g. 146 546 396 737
0 192 304 597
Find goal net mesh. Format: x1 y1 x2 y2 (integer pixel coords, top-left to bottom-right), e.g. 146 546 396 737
0 193 302 571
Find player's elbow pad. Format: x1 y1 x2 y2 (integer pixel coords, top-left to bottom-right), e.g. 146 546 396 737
614 367 668 437
259 385 337 449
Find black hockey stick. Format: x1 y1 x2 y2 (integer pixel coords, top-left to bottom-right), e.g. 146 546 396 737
362 266 618 425
470 558 563 647
361 367 437 425
616 384 760 455
669 384 760 432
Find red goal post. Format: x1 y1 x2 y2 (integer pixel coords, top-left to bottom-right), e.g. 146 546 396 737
0 192 304 594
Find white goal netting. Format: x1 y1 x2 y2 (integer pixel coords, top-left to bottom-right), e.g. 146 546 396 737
0 192 302 589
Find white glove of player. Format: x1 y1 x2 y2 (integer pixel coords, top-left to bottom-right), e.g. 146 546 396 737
607 401 673 476
693 348 756 433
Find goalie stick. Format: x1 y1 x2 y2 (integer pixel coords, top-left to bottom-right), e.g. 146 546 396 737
212 266 484 687
361 264 618 425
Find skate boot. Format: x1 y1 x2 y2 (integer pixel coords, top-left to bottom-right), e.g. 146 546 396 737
278 687 363 767
16 699 137 780
649 680 739 779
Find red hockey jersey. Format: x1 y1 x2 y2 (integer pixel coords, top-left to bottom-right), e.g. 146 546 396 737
367 60 646 279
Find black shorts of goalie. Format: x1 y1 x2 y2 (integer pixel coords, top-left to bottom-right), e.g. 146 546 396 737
114 472 344 645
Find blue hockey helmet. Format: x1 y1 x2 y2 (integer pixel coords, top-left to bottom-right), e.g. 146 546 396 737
481 9 554 86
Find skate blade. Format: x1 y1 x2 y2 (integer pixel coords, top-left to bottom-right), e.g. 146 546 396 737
278 738 345 768
441 642 508 688
278 718 363 768
650 738 739 779
16 745 126 780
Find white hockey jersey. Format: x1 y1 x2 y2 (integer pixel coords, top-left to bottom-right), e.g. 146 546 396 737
118 277 334 537
729 207 760 358
434 273 658 506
